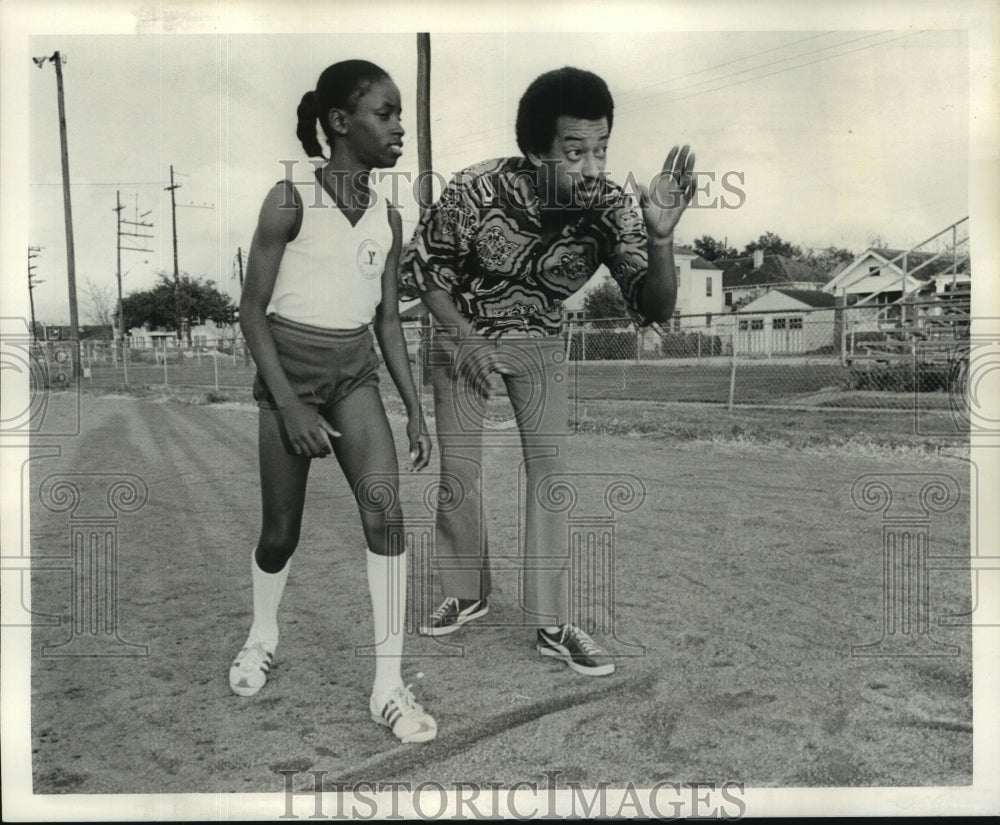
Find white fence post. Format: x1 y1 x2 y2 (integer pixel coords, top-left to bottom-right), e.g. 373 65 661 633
728 330 737 411
163 339 169 387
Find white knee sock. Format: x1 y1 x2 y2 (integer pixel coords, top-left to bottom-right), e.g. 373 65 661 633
367 548 406 707
248 549 289 652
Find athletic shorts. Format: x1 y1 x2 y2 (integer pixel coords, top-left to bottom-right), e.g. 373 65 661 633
252 314 380 417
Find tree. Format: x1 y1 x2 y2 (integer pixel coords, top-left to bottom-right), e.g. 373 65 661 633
82 278 116 331
802 245 856 276
693 235 738 262
120 272 237 343
865 232 889 250
742 232 802 260
582 276 630 327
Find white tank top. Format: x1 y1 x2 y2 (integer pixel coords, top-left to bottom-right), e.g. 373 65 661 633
266 180 392 329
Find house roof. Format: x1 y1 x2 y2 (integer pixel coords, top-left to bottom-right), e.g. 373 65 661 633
868 248 970 281
716 254 826 289
824 246 971 294
772 288 838 308
674 245 721 270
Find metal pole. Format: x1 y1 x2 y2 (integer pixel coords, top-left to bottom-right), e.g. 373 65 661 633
114 190 124 366
841 300 848 366
51 52 80 361
728 331 737 411
951 224 957 289
899 253 907 327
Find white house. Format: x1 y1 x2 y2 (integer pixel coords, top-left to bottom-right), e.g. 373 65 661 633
713 288 838 356
562 245 722 328
668 245 725 331
127 317 241 349
823 247 970 331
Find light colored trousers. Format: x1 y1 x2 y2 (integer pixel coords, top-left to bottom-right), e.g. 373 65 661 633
430 333 571 627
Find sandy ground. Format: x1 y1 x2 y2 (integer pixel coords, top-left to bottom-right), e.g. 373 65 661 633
16 392 978 810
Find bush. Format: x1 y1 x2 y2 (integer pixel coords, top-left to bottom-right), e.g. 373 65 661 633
849 362 949 392
659 332 723 358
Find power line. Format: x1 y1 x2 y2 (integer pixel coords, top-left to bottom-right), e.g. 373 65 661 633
428 32 870 157
614 31 841 105
615 31 891 116
429 30 927 169
30 180 174 187
663 30 929 105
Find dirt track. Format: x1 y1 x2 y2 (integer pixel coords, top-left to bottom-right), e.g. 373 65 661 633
26 393 972 797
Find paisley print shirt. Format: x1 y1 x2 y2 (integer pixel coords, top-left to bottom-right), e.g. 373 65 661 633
400 156 649 339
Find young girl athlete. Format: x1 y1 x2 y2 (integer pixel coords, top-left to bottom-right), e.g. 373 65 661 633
229 60 436 744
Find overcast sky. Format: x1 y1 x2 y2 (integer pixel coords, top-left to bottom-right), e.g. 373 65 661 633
3 1 996 326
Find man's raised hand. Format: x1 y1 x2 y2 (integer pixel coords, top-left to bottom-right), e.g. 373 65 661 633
637 144 697 243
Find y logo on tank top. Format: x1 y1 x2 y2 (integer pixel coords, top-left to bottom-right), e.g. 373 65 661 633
357 239 385 280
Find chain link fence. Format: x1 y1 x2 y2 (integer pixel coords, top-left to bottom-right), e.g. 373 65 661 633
563 301 967 411
31 301 969 413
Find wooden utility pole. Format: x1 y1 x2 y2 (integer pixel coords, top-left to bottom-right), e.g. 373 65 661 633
416 34 433 213
164 167 214 344
114 190 154 344
52 52 79 349
165 165 182 340
115 192 122 341
28 246 44 341
416 34 433 389
33 51 79 360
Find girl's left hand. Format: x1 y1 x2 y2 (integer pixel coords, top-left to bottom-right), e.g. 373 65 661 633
407 413 432 471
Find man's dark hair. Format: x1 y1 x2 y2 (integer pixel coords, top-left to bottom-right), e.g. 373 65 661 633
515 67 615 157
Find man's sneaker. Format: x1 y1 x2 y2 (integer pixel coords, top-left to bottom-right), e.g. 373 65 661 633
370 685 438 743
537 624 616 677
418 596 488 636
229 640 274 697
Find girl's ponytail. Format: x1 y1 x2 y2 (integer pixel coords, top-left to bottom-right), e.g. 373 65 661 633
297 61 390 159
295 90 325 158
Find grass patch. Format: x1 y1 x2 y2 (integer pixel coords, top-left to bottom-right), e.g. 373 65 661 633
571 399 967 458
80 384 967 458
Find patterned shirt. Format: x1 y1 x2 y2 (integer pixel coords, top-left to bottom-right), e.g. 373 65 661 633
400 156 650 339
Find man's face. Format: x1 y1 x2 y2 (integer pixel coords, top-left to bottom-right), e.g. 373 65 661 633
529 115 610 210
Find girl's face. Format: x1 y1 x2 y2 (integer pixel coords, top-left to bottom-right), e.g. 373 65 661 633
336 78 405 168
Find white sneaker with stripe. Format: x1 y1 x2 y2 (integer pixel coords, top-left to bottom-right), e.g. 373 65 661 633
229 640 274 697
370 684 437 743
